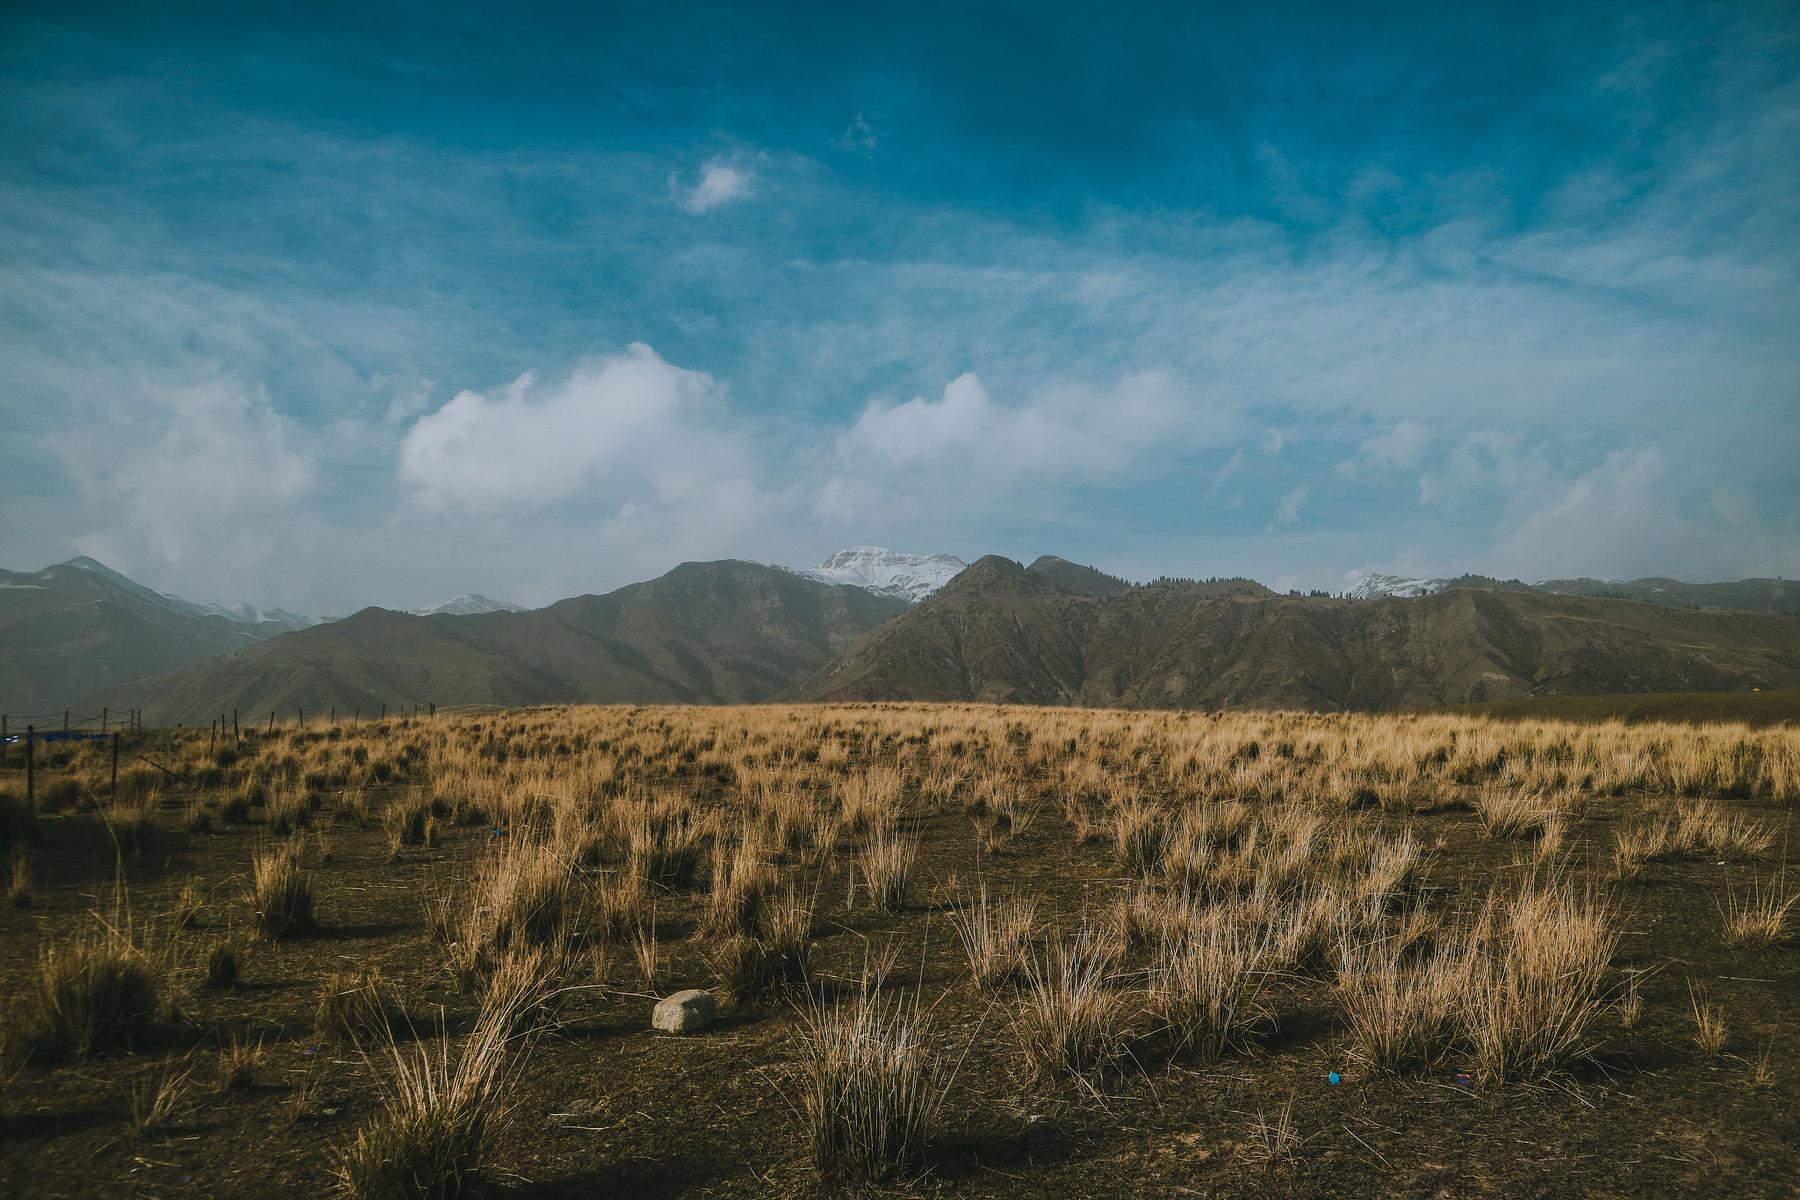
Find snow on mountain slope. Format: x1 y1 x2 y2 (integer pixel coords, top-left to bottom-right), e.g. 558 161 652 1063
1342 570 1452 599
195 601 320 627
799 547 969 604
32 557 320 629
409 593 527 617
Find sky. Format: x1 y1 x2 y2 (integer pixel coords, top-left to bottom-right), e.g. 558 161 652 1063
1 0 1796 613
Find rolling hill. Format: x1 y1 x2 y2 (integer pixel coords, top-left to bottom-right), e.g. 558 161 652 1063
0 557 308 715
1349 569 1798 614
1454 690 1800 727
1534 576 1799 613
98 560 908 724
787 556 1800 711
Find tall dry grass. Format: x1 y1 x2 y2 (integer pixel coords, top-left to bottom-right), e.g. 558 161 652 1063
795 985 951 1182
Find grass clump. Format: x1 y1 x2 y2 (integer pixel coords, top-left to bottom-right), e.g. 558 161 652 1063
332 993 529 1200
102 801 158 857
710 889 813 1002
251 843 317 939
1688 981 1728 1058
204 943 242 990
1459 880 1617 1082
796 986 950 1183
1471 785 1563 840
22 904 165 1061
1336 927 1463 1074
1718 874 1796 951
433 838 570 988
127 1057 196 1135
1146 904 1275 1062
857 824 918 914
1015 926 1131 1090
318 970 406 1042
949 886 1036 989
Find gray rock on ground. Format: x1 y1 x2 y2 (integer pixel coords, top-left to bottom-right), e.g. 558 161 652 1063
652 988 715 1034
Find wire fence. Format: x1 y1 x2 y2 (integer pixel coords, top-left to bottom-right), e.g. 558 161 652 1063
1 707 138 746
0 699 492 810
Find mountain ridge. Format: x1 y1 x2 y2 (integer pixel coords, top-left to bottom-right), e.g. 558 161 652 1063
13 551 1799 723
787 557 1800 711
95 559 908 724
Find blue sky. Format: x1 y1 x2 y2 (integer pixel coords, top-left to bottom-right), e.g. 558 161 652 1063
1 0 1796 612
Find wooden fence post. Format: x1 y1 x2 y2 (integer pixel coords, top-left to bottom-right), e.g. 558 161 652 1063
102 707 109 734
1 715 7 765
111 731 119 798
233 710 239 741
25 725 34 812
63 710 69 733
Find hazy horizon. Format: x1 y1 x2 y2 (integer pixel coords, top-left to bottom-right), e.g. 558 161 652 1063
3 2 1797 612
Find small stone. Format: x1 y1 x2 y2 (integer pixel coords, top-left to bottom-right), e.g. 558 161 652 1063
651 988 715 1034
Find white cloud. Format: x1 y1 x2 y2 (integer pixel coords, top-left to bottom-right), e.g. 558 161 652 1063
1417 430 1548 507
1337 419 1433 478
398 342 749 516
1275 486 1309 525
1205 446 1246 502
383 377 435 425
671 158 755 214
1474 447 1800 583
820 368 1228 524
50 373 317 598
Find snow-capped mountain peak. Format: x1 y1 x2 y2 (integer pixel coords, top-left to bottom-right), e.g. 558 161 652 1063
1342 569 1452 600
41 557 320 629
409 593 526 617
800 546 968 604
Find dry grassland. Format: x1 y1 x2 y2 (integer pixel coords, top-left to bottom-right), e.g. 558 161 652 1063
0 703 1795 1197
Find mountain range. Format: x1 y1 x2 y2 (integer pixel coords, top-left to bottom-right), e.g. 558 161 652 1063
3 549 1795 724
0 558 528 715
93 560 905 723
792 556 1800 710
1346 569 1799 613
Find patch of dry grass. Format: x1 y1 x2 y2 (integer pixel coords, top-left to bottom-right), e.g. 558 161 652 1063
795 985 951 1182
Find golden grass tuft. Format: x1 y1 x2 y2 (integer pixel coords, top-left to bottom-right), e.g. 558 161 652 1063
949 886 1037 989
1147 903 1276 1062
250 843 317 939
1015 925 1132 1090
1718 872 1796 951
331 982 537 1200
857 824 918 914
1458 880 1617 1082
795 985 951 1182
24 905 166 1061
